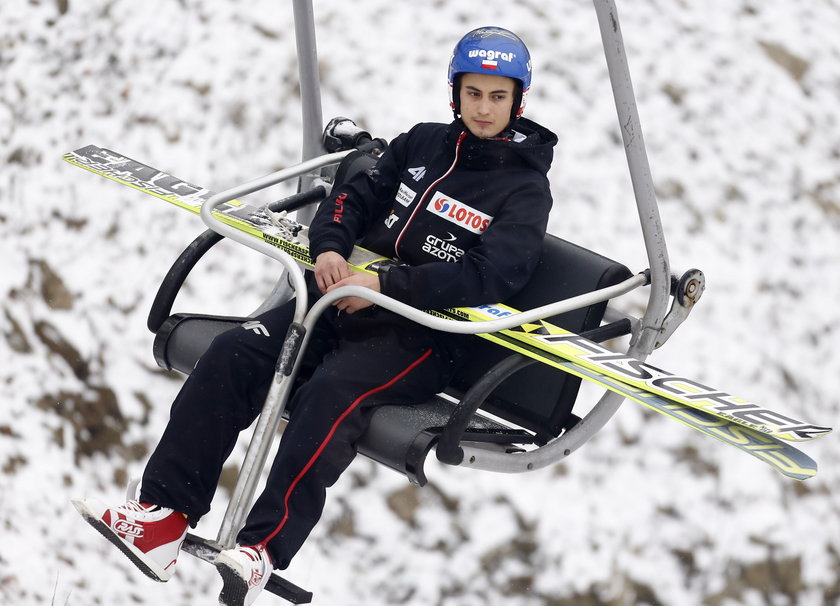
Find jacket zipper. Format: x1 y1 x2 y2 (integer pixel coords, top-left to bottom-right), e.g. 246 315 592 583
393 131 467 259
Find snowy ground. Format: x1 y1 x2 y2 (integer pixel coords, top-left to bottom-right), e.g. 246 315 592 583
1 1 839 605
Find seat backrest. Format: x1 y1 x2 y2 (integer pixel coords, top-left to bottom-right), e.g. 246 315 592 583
446 235 632 444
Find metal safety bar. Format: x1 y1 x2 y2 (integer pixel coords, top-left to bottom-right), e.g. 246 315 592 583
198 150 352 326
199 151 351 548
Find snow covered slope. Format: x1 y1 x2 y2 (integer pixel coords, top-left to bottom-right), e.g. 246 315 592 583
1 1 838 605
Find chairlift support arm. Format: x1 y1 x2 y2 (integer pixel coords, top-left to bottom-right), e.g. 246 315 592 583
593 0 670 359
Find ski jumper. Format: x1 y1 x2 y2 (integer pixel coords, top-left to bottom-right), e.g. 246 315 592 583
139 118 557 569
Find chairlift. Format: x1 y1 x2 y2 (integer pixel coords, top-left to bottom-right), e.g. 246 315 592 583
144 0 702 602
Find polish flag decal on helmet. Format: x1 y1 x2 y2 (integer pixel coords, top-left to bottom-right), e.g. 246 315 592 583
426 192 493 234
481 59 498 70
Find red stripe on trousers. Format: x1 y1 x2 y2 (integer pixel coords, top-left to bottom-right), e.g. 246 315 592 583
258 348 434 547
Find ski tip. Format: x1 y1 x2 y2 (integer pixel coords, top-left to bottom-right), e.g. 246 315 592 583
71 497 107 523
774 455 818 481
778 425 833 442
70 497 89 517
784 468 818 482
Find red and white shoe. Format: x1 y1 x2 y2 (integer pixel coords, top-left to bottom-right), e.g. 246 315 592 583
216 544 272 606
72 498 188 582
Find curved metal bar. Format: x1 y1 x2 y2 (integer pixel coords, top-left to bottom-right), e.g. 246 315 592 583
147 229 223 333
302 275 646 337
435 354 537 465
593 0 671 361
198 151 352 324
518 1 675 471
457 390 627 473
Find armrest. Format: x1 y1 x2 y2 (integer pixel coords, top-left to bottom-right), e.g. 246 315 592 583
148 229 222 332
436 354 536 465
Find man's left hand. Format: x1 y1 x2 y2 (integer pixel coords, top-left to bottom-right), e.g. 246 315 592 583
326 273 381 314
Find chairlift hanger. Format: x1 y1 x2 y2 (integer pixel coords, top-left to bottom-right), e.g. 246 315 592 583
162 0 697 602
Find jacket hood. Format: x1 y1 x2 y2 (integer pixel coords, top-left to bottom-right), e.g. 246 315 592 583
447 117 558 174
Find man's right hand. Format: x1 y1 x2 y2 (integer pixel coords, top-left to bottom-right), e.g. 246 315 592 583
314 251 352 294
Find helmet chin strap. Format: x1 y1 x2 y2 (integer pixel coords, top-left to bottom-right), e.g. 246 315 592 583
511 84 523 121
450 76 462 118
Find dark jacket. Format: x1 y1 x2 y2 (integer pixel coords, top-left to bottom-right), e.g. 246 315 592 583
310 118 557 311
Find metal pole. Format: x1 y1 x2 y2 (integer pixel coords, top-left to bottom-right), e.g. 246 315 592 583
592 0 671 360
292 0 325 225
250 1 324 322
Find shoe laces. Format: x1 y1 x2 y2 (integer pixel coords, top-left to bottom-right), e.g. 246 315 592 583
245 545 272 568
123 500 155 512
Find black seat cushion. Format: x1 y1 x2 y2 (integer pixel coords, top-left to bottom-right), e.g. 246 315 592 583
446 235 632 443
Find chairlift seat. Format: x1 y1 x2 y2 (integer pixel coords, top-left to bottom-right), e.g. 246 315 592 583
151 232 632 486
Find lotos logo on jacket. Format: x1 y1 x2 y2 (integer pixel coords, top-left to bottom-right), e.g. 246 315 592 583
426 192 493 234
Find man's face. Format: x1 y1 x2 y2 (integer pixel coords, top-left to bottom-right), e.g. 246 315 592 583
458 72 516 139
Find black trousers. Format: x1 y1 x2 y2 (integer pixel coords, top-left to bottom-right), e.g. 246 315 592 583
139 295 457 569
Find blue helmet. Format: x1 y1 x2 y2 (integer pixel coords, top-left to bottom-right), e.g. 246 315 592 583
448 27 532 121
